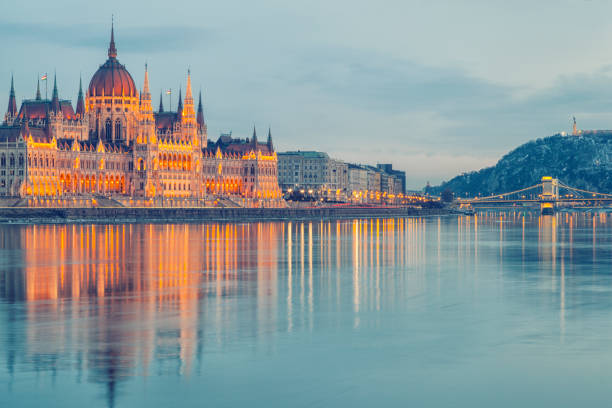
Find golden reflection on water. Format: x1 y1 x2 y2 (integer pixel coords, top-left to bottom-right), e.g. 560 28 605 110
0 219 429 371
1 212 612 406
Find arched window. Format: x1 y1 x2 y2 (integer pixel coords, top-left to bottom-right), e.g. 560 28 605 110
18 155 24 167
9 154 15 167
0 154 5 167
115 120 122 141
105 119 112 140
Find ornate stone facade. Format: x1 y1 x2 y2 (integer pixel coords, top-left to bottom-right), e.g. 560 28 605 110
0 26 281 207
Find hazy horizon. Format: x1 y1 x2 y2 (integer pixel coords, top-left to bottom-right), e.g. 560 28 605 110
3 1 612 189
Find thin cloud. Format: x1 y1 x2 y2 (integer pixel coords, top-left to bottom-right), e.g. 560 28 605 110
0 21 210 54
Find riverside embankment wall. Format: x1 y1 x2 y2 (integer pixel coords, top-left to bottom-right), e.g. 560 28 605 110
0 207 449 224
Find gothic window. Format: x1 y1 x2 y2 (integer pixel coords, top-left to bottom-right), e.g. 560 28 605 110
0 154 5 167
105 119 112 139
115 120 122 141
9 154 15 167
18 155 24 167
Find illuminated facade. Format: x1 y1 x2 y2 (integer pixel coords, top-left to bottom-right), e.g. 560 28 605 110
0 26 281 206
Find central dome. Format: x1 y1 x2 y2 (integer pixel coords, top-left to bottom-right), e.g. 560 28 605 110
87 26 137 98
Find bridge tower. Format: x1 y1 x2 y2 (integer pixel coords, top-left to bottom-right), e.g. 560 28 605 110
540 176 558 215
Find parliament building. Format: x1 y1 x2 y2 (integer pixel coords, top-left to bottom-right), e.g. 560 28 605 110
0 26 281 207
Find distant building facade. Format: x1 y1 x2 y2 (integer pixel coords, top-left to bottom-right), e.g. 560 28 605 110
0 27 281 206
348 164 368 195
277 147 407 203
277 151 348 193
376 163 406 194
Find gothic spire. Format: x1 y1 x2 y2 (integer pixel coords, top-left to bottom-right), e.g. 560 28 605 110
252 125 258 146
143 63 150 95
267 126 273 151
140 64 153 117
159 91 164 112
51 73 60 113
197 90 205 129
176 88 183 116
7 75 17 117
108 18 117 59
185 69 193 102
76 76 85 117
35 77 41 100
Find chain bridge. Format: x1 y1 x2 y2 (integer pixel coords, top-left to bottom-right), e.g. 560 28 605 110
459 177 612 214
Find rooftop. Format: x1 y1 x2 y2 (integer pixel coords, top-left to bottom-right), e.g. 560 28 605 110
278 151 329 159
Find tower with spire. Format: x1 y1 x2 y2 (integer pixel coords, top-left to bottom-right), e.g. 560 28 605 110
51 74 60 113
140 64 154 121
267 127 273 152
197 91 207 147
251 125 259 150
108 20 117 60
158 92 164 112
5 75 18 125
35 78 41 101
176 88 183 120
133 63 159 198
76 77 85 118
180 70 198 145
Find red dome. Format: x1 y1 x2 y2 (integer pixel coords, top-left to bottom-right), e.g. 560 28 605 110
88 58 137 98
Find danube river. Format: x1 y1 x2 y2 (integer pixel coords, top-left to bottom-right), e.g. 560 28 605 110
1 212 612 407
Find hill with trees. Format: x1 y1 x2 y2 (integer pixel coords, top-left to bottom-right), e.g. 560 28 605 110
429 131 612 197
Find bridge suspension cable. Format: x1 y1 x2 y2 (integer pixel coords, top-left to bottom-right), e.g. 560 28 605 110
471 183 542 201
557 181 612 198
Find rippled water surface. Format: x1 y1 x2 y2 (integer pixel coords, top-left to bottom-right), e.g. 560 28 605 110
1 212 612 407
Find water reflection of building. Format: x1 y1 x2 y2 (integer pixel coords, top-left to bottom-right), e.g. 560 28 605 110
0 218 439 407
0 223 283 407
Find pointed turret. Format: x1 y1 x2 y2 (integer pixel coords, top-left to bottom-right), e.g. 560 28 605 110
143 63 150 95
252 125 258 147
267 126 273 152
35 78 41 100
181 70 196 125
76 76 85 117
176 88 183 117
108 20 117 59
6 75 17 119
158 91 164 112
140 64 153 118
51 74 60 113
196 91 205 129
185 69 193 102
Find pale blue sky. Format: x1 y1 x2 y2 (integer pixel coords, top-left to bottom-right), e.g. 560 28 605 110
3 0 612 188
